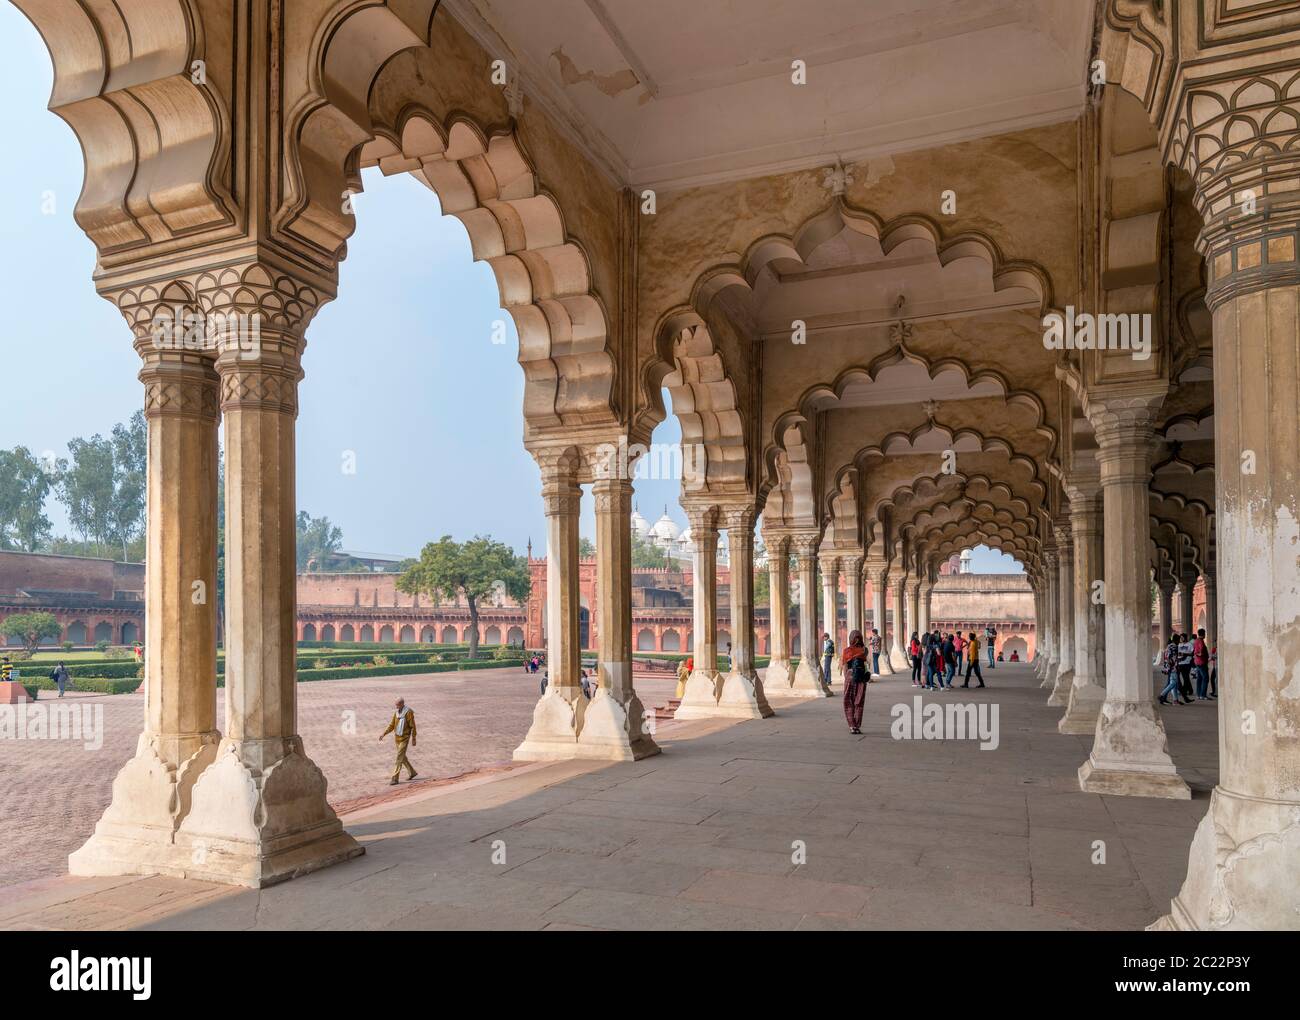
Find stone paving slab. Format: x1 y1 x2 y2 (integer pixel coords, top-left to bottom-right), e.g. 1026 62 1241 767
0 663 1216 930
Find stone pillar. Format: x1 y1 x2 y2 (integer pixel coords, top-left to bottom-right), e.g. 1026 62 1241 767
1048 520 1076 706
577 475 660 758
1060 474 1107 733
843 555 863 638
790 534 830 697
819 552 840 658
867 562 894 674
1178 575 1196 635
515 449 587 759
1040 549 1059 689
763 534 794 693
918 573 932 636
1079 394 1188 800
888 571 909 669
1202 572 1217 648
176 287 362 886
675 506 723 717
904 577 920 646
71 339 223 879
1156 179 1300 929
716 507 773 718
1033 584 1046 675
1158 579 1175 642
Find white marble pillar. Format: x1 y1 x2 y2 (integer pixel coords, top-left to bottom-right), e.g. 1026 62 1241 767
790 534 831 697
1158 579 1175 643
676 505 724 718
888 571 909 670
176 305 362 885
1040 549 1059 689
578 475 660 758
515 449 587 759
867 562 893 675
1048 520 1076 706
843 556 863 638
763 534 794 693
72 339 223 879
716 507 773 718
1060 474 1107 733
1178 575 1197 635
1079 394 1188 800
820 552 840 658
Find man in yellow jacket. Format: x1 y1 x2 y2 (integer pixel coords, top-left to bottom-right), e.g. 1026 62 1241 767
379 697 418 785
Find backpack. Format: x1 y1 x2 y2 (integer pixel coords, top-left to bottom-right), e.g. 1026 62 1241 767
846 655 868 685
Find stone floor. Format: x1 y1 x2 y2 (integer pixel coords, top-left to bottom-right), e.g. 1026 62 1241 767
0 663 1218 930
0 667 678 887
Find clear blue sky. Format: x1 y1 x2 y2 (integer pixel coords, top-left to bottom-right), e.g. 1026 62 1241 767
1 5 1019 573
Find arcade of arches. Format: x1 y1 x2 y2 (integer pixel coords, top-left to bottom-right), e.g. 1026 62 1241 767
18 0 1299 930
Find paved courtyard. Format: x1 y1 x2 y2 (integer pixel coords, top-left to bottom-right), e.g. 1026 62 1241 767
0 663 1217 930
0 666 678 888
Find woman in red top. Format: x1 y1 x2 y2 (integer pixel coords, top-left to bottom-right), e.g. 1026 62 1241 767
842 630 869 734
909 632 922 686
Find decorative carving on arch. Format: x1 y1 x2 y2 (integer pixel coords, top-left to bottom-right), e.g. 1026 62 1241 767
357 112 617 429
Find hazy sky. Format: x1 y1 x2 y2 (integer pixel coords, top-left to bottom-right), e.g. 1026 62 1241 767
1 5 1020 573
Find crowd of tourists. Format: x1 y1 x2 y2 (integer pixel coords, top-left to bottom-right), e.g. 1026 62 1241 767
1158 628 1217 706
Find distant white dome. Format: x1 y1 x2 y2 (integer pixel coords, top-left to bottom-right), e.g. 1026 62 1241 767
650 508 680 543
631 506 650 538
677 527 692 549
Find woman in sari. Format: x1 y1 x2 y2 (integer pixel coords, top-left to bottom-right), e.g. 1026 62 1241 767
842 630 869 734
675 656 693 699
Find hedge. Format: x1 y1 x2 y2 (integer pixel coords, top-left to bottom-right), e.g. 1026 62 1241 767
20 676 142 696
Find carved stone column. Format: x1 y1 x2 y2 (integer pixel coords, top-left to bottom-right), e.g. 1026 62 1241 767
1079 394 1188 800
1178 574 1196 635
842 555 863 638
515 448 587 759
1033 583 1046 676
578 475 660 758
676 505 723 717
1158 579 1175 643
790 533 831 697
1060 473 1107 733
71 316 222 879
866 560 894 674
819 551 840 670
1048 519 1076 706
888 569 909 670
716 507 773 718
175 265 361 885
763 534 795 692
1039 547 1059 689
904 577 920 647
1202 572 1216 649
917 572 933 637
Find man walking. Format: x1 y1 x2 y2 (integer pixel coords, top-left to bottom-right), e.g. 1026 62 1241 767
1193 628 1211 700
962 631 985 688
821 631 835 691
50 661 70 697
984 624 997 669
869 628 882 676
379 697 419 785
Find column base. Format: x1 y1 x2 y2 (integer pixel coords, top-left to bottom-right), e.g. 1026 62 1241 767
1046 667 1074 706
1077 700 1189 799
715 670 775 719
1040 660 1058 689
154 738 363 888
672 670 723 720
69 732 219 881
763 658 794 694
1058 679 1105 734
875 654 894 676
888 646 908 671
1151 787 1300 930
789 659 831 698
514 687 588 760
574 688 661 760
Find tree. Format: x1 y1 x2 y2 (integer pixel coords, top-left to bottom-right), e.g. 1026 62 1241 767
631 532 670 569
578 537 596 558
296 511 344 571
0 447 56 551
107 411 146 559
1 611 62 659
397 535 530 660
59 434 114 554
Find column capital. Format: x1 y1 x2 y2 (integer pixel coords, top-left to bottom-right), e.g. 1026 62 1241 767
790 532 822 560
138 350 220 423
720 505 757 534
683 503 720 536
838 553 863 576
591 476 633 513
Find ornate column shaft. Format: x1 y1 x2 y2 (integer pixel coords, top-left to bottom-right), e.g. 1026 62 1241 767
515 448 587 759
1158 580 1175 641
790 534 831 697
1203 573 1217 648
820 552 840 653
72 328 223 879
1040 548 1059 689
763 535 795 692
1178 576 1196 635
888 571 909 669
917 575 932 637
716 507 773 719
1079 396 1188 800
676 506 723 716
1048 520 1076 706
1060 475 1107 733
904 578 920 646
843 556 863 638
176 264 362 885
867 562 894 674
578 475 660 758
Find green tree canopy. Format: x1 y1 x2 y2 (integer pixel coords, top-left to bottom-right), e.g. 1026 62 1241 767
0 447 55 551
296 511 344 572
397 535 530 659
1 611 62 659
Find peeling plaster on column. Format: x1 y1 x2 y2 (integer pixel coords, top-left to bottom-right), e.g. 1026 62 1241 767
861 156 896 188
551 46 643 98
